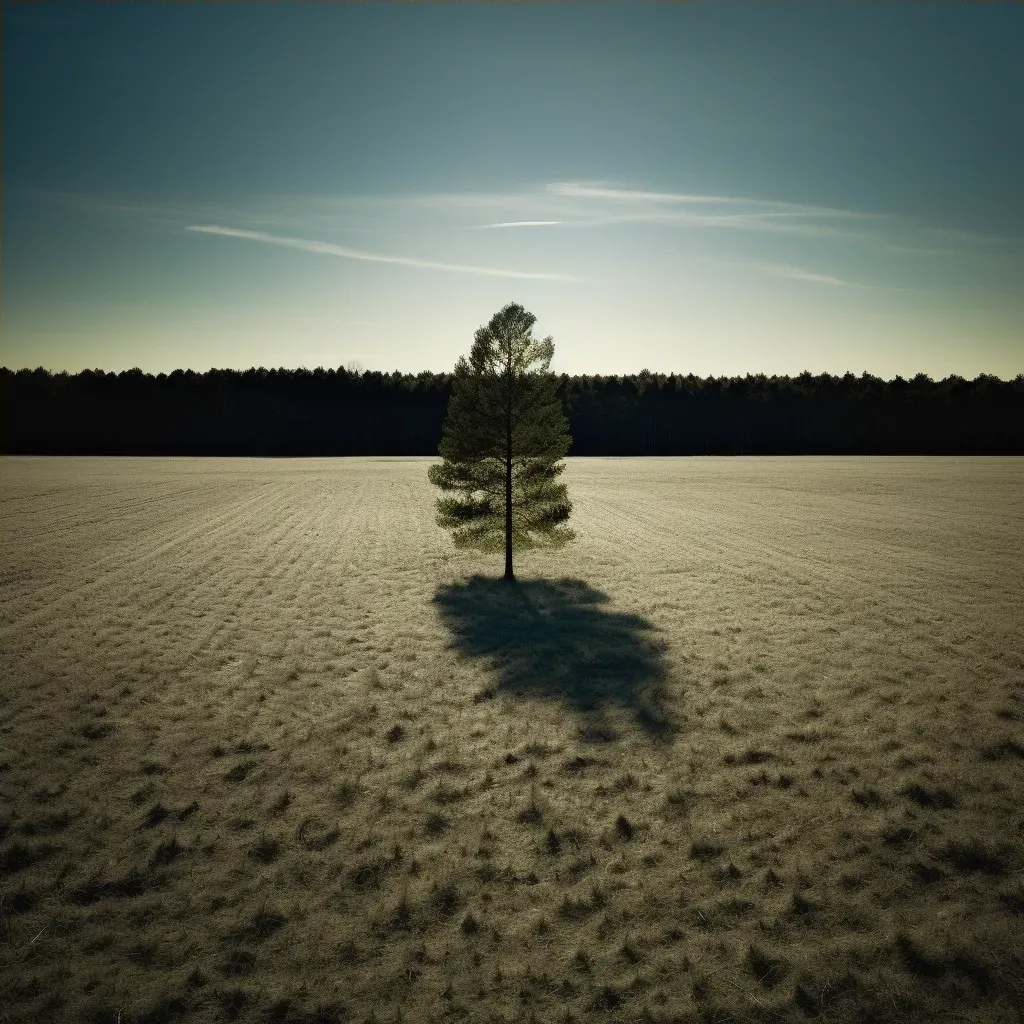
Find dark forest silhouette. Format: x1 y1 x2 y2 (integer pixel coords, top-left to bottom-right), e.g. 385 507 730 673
2 365 1022 455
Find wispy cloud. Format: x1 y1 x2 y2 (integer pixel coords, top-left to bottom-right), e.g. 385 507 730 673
546 180 882 219
186 225 581 282
698 256 853 286
444 181 902 240
762 264 852 286
536 210 862 238
699 256 919 290
547 182 753 206
535 181 898 241
443 180 1022 254
473 220 564 229
34 182 1021 253
28 182 1021 282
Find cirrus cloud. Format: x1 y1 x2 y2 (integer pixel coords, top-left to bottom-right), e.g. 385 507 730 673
186 225 582 282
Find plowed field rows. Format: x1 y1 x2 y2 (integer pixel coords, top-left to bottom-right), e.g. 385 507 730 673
1 456 1022 1023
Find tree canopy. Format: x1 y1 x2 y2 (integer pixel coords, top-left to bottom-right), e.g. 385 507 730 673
428 303 574 580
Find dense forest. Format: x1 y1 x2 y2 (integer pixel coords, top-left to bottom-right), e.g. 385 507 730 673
2 365 1022 456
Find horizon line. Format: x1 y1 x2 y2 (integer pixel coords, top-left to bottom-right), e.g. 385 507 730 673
2 365 1018 384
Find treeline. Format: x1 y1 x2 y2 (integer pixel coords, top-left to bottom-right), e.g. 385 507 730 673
2 365 1022 456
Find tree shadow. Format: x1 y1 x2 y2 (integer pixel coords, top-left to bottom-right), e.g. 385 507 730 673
432 576 677 741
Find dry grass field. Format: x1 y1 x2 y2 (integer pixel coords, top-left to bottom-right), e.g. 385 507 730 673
1 455 1022 1024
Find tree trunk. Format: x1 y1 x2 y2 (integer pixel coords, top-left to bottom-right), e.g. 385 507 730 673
504 364 514 581
504 438 514 580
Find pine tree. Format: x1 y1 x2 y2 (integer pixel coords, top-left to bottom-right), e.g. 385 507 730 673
428 303 575 580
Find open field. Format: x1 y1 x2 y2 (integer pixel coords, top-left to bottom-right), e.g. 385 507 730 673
1 455 1022 1024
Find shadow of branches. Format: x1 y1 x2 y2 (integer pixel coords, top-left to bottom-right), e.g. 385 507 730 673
432 576 676 740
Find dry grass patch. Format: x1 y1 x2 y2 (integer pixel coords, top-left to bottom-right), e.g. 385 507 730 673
1 455 1022 1023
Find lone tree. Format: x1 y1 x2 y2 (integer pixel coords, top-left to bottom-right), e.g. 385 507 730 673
429 302 575 581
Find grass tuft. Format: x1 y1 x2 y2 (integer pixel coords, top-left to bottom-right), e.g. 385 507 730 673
938 838 1009 875
690 839 724 862
745 942 789 989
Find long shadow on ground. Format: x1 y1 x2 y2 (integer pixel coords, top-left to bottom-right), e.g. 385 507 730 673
433 576 677 740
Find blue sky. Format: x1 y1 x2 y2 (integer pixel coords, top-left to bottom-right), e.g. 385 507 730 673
3 4 1022 378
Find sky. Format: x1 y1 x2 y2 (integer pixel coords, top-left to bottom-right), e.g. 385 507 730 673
3 4 1023 379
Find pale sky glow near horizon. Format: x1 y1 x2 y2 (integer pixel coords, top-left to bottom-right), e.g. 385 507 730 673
3 6 1023 379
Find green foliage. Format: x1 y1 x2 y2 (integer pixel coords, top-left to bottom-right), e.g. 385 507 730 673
428 303 574 573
